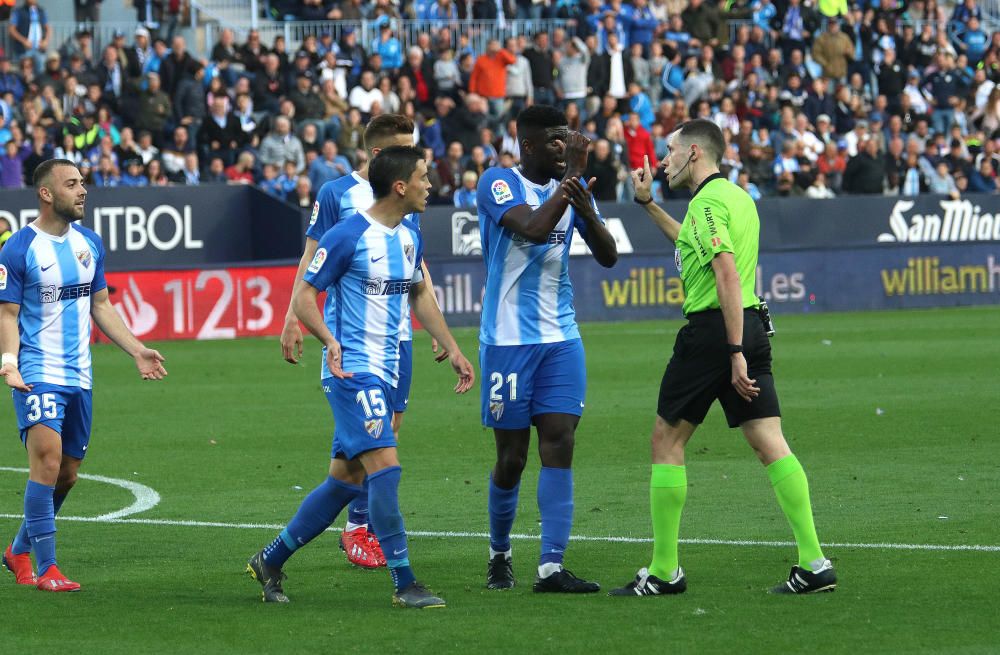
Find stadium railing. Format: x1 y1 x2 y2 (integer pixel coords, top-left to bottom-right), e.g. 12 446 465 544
0 22 146 63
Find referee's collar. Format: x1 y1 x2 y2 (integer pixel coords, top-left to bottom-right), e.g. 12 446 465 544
693 172 726 198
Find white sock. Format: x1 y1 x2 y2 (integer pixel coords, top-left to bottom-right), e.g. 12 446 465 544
538 562 563 578
345 521 367 532
490 547 511 560
809 557 832 572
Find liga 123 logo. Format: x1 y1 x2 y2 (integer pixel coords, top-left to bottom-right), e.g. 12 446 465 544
491 179 514 204
0 264 6 290
309 200 320 226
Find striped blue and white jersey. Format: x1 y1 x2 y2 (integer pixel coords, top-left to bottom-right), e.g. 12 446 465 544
303 211 424 385
477 166 603 346
0 223 107 389
308 172 421 342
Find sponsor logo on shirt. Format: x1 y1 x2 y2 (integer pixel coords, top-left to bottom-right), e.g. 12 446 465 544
711 237 722 247
75 249 92 268
308 247 327 273
309 200 320 226
511 230 567 246
362 277 412 296
491 179 514 204
39 283 92 303
0 265 6 290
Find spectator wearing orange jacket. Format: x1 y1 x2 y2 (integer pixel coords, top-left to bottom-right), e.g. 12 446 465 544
469 39 515 122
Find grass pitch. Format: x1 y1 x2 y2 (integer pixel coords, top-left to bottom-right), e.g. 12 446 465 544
1 306 999 654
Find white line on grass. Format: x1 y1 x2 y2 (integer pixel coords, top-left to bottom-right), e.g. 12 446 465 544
0 466 161 520
0 512 997 552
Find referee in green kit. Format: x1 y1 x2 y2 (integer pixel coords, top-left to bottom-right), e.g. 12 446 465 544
610 119 837 597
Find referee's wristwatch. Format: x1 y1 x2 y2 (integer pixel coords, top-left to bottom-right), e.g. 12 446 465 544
728 344 743 354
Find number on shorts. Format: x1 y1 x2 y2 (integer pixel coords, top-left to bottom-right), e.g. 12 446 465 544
25 393 57 422
489 372 518 401
355 389 387 418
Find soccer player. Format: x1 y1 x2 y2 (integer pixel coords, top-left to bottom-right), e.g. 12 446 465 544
476 106 618 593
279 115 441 569
610 120 836 596
248 145 475 608
0 159 167 592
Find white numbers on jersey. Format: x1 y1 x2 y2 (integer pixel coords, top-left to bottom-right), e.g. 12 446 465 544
356 389 388 418
25 393 57 422
489 372 518 401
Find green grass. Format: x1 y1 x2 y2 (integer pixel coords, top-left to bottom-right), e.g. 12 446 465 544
1 307 999 654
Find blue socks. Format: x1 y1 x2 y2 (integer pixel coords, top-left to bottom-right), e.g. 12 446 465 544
346 477 370 527
537 467 573 566
23 480 57 576
12 491 66 555
263 476 363 569
367 466 415 591
488 474 519 553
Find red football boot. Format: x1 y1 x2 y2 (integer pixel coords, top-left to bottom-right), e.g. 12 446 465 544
366 529 387 567
2 543 36 585
36 566 81 592
340 526 383 569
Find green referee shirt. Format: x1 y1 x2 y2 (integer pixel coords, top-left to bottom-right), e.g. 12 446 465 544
674 173 760 316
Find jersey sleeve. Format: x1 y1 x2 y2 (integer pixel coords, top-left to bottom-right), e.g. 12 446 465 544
405 221 425 285
687 193 734 267
303 221 360 291
476 167 526 226
0 235 27 304
305 182 340 241
88 231 108 294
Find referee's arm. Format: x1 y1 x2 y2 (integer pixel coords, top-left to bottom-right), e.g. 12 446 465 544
712 252 760 402
631 156 681 242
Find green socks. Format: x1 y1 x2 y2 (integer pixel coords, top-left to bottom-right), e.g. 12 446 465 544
767 454 825 571
648 464 687 580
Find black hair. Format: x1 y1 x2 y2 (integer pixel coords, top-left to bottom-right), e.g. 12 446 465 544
32 158 79 189
516 105 567 139
674 119 726 166
369 145 425 199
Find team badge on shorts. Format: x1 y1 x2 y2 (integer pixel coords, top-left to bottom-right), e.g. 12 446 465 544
492 180 514 204
76 249 92 268
404 243 414 265
365 418 384 439
489 400 504 422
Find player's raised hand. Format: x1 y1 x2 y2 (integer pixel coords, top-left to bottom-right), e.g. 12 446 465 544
135 348 167 381
631 155 655 203
730 352 760 402
0 364 31 392
325 339 353 379
449 351 475 394
561 176 597 213
281 321 304 364
563 131 592 175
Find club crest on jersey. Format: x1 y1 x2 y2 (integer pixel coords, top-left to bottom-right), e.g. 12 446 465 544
365 418 384 439
76 249 92 268
308 247 327 274
0 265 6 290
403 243 414 265
309 200 320 226
491 179 514 204
489 401 504 422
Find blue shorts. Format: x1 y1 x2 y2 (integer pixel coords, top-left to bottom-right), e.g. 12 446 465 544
479 339 586 429
324 373 398 460
391 340 413 414
12 383 93 460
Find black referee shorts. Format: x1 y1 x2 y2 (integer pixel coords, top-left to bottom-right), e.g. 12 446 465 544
656 308 781 429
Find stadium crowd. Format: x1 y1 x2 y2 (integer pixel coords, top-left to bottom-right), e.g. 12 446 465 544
0 0 997 208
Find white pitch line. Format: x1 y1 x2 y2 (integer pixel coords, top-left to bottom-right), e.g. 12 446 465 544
0 513 997 552
0 466 161 520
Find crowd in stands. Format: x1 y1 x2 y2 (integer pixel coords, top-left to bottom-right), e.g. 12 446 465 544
0 0 998 209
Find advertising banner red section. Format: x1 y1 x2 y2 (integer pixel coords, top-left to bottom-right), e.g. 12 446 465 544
102 266 299 341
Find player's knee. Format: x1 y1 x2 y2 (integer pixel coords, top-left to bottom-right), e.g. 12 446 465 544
538 431 575 467
496 450 528 479
56 470 78 491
